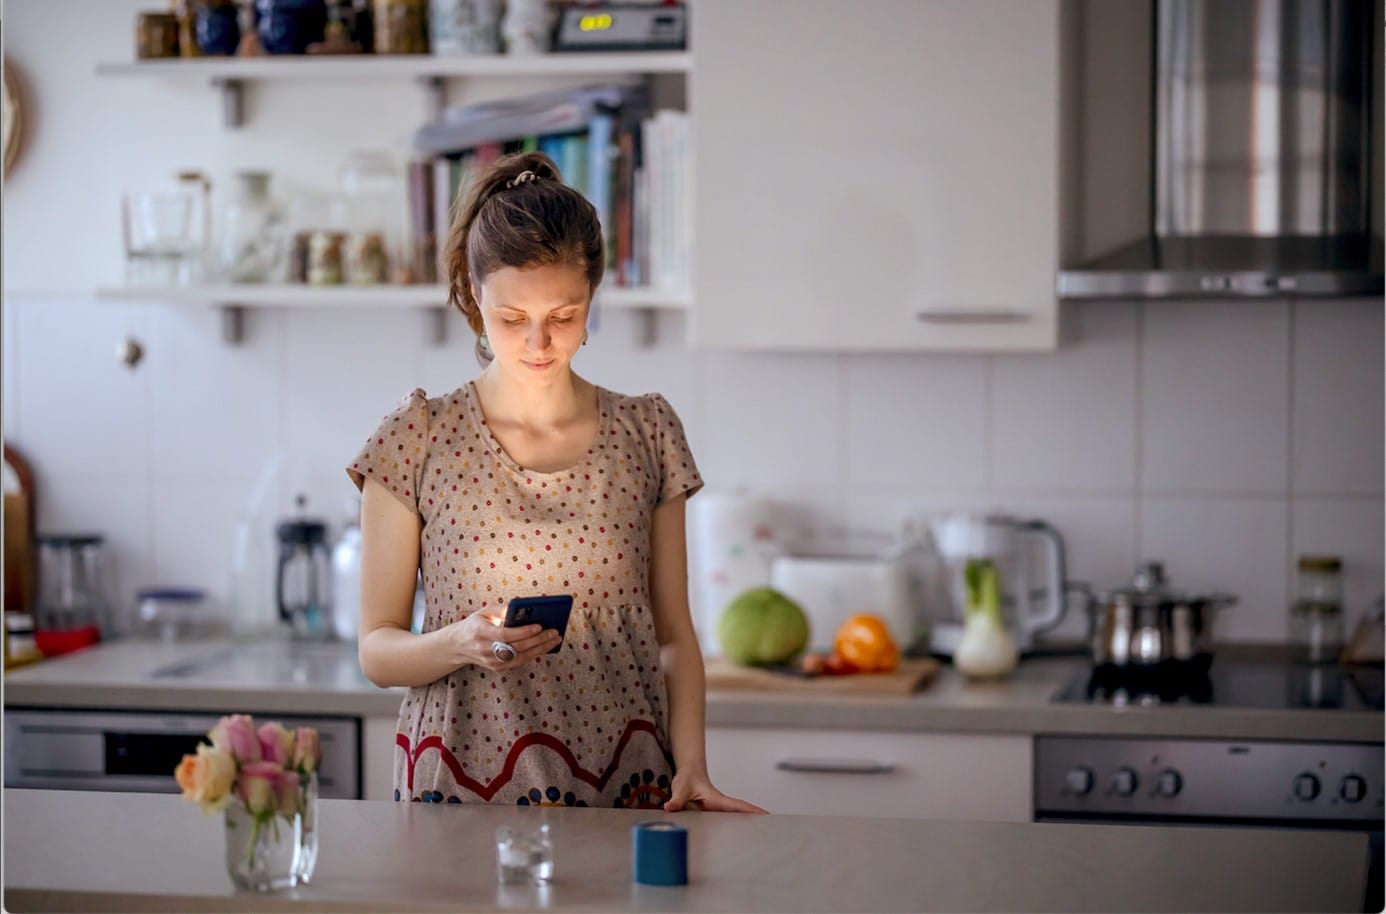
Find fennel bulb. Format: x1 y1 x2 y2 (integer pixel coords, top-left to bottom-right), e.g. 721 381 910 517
953 559 1019 679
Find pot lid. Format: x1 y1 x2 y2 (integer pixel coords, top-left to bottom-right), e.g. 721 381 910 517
1092 561 1237 607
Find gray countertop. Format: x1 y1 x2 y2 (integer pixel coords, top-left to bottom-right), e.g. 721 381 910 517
4 638 1382 742
1 789 1369 913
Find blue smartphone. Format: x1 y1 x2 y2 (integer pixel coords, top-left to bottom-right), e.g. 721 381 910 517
503 594 575 654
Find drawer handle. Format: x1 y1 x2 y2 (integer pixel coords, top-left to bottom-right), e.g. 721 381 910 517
775 758 895 775
914 309 1029 325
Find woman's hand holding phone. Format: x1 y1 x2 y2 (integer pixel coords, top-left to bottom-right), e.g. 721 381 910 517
445 611 561 671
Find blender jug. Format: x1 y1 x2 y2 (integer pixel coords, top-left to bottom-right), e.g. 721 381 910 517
275 519 333 640
34 533 107 655
926 514 1069 656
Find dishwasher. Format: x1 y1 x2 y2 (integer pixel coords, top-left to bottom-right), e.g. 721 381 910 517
4 708 362 799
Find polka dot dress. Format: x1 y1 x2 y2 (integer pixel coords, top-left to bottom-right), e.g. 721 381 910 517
346 381 703 807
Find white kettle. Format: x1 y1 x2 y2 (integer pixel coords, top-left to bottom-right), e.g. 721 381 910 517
925 513 1069 656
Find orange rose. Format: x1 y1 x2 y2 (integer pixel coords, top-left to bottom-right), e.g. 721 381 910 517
174 744 236 813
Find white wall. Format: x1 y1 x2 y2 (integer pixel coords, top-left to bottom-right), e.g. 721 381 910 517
4 1 1383 647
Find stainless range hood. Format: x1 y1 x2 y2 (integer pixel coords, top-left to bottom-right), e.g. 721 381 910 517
1058 0 1383 300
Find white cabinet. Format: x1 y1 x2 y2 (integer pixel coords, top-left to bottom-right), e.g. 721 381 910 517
363 715 398 802
691 0 1065 351
706 727 1032 822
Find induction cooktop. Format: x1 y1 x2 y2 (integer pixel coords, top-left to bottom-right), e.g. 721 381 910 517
1053 659 1384 711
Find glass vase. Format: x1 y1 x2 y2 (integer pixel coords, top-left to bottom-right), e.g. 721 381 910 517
223 773 318 892
297 772 319 884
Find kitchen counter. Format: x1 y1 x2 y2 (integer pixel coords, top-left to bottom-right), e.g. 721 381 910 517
4 639 1381 742
1 789 1369 913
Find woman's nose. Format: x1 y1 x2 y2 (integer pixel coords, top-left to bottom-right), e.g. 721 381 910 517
526 323 550 351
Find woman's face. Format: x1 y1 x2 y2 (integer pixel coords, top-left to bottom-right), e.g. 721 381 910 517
474 263 591 381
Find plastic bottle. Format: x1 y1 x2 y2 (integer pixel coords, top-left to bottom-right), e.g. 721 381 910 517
331 496 363 642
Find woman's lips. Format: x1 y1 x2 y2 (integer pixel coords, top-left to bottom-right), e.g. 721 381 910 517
523 360 554 371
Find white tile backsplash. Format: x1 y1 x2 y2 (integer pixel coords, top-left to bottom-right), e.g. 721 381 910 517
6 293 1382 645
14 297 153 480
1291 299 1385 496
1141 300 1291 493
695 350 842 492
1139 496 1290 642
149 306 284 482
1290 498 1386 629
4 298 20 438
35 474 154 628
992 301 1138 491
843 353 988 491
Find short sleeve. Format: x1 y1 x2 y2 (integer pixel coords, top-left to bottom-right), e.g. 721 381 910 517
345 388 429 513
647 393 703 505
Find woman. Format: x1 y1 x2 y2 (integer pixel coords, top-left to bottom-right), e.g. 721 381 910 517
349 151 764 813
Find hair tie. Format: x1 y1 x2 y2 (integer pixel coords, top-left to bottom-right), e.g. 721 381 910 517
506 170 539 189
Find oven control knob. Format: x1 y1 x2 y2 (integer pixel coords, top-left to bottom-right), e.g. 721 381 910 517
1112 767 1139 796
1065 766 1095 796
1293 772 1321 801
1155 769 1183 798
1339 774 1367 803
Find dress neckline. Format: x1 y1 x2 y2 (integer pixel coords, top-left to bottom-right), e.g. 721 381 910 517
464 379 609 478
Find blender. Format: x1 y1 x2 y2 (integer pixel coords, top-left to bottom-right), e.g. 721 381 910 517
34 533 107 656
926 513 1071 657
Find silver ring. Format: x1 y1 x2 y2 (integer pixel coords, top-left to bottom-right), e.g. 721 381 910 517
491 640 517 663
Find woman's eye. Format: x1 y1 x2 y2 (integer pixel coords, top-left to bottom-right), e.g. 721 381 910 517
552 316 573 324
503 318 525 326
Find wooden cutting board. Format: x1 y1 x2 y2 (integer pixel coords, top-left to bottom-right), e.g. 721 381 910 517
704 657 942 696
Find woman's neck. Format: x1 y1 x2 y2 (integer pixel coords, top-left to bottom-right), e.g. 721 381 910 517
474 366 593 429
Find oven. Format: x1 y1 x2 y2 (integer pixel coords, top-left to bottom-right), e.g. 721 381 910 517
3 708 362 799
1037 660 1384 912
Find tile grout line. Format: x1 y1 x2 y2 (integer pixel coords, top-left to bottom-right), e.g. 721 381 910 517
141 303 157 590
1284 297 1298 622
983 352 995 499
835 353 849 527
1132 300 1145 564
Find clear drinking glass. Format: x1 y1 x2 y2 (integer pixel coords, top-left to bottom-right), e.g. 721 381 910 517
123 191 203 285
496 822 553 884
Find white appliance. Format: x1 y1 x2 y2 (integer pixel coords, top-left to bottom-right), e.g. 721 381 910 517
926 513 1070 657
770 552 924 655
689 493 788 654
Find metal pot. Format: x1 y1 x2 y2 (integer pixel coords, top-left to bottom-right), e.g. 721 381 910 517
1085 562 1236 669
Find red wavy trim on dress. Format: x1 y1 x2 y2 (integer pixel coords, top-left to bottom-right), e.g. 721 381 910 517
397 719 670 800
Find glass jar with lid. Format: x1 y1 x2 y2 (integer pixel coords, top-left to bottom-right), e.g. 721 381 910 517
339 150 405 284
1289 555 1345 664
216 171 286 283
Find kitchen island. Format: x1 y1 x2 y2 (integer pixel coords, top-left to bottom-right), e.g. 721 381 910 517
1 789 1369 913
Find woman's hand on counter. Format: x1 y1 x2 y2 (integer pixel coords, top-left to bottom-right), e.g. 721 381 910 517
664 770 768 814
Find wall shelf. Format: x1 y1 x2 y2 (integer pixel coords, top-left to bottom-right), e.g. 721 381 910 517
95 53 692 126
95 283 691 345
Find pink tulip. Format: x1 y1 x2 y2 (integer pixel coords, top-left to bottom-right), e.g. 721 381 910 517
237 761 286 816
257 721 294 767
209 714 261 766
292 727 321 773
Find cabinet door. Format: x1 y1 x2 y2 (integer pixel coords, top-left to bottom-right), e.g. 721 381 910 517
706 727 1032 821
692 0 1061 350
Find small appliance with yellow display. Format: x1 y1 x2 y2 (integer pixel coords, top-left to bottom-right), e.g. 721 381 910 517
553 3 686 52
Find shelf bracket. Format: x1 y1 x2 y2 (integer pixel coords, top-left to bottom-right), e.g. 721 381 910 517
220 305 247 344
635 307 658 347
426 306 449 346
212 78 245 128
418 75 446 122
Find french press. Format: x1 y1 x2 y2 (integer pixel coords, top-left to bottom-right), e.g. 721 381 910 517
275 503 333 641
